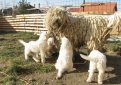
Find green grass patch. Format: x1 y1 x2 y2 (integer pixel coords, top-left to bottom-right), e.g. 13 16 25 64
104 41 121 52
0 32 54 85
1 31 120 84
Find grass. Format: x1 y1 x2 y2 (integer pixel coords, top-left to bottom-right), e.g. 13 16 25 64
0 31 54 85
0 31 121 85
104 41 121 52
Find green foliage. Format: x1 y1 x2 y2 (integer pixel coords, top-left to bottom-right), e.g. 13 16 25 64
104 41 121 52
6 61 22 76
17 0 33 14
3 76 16 85
30 63 53 73
0 32 54 84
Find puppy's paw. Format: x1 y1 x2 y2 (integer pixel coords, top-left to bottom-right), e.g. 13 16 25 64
25 58 29 61
86 79 92 83
98 81 103 84
34 59 40 63
56 76 61 80
41 59 45 64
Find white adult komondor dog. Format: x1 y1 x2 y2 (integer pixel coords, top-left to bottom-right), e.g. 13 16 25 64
55 36 74 79
80 50 107 84
46 7 121 51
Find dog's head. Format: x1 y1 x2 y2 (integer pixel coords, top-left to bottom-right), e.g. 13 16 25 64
46 7 69 30
38 31 48 41
61 36 71 47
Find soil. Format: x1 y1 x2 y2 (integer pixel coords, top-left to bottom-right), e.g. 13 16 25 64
19 52 121 85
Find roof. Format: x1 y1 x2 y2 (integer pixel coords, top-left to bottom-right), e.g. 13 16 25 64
68 2 117 13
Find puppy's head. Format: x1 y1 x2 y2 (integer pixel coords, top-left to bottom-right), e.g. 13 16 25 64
38 31 48 40
61 36 70 47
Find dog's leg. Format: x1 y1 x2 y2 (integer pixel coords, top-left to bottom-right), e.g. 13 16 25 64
56 69 64 79
67 68 76 72
32 54 40 63
97 62 105 84
98 71 104 84
24 49 29 60
86 70 94 83
36 53 40 58
40 51 46 64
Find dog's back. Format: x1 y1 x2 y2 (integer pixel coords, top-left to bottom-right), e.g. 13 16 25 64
81 50 106 72
55 36 73 69
59 36 73 59
81 50 106 63
55 36 74 79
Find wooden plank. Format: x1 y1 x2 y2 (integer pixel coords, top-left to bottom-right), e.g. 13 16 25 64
0 21 45 25
0 28 48 32
16 14 46 16
0 21 45 24
0 26 46 29
3 14 46 18
3 17 45 20
4 17 45 20
0 25 45 27
0 18 45 22
0 20 45 24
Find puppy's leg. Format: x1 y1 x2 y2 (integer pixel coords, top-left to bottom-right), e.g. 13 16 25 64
24 49 30 60
67 64 75 72
98 71 104 84
56 69 64 79
87 70 94 83
67 68 76 72
40 51 46 64
32 54 40 63
86 62 96 83
97 62 106 84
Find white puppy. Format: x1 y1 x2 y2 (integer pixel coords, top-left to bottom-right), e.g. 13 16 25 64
80 50 107 84
18 32 48 64
46 37 56 55
55 36 74 79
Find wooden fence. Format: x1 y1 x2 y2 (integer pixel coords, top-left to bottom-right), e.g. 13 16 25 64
0 14 47 34
0 13 120 35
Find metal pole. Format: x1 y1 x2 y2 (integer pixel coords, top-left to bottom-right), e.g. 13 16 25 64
83 0 85 12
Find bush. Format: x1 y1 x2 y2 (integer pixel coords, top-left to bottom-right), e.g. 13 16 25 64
104 41 121 52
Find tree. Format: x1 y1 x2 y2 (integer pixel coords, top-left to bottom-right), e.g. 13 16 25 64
17 0 33 14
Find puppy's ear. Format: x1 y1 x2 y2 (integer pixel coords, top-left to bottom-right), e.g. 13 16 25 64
39 31 42 35
60 33 65 38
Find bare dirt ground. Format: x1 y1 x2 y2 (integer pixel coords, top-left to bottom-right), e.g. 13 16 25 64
19 52 121 85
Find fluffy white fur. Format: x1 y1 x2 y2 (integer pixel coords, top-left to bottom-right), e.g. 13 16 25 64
46 7 116 51
55 36 73 79
18 31 48 64
80 50 107 84
107 11 121 28
47 37 55 50
47 37 56 53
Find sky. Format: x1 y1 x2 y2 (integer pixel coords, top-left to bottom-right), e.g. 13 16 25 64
0 0 121 10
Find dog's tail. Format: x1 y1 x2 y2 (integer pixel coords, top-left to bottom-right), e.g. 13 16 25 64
80 54 91 61
18 39 27 46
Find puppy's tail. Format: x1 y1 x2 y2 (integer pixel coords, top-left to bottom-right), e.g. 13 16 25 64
18 39 27 46
80 54 91 61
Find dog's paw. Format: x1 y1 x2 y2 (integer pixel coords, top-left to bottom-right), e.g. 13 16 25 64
86 79 92 83
25 58 29 61
41 60 45 64
34 59 40 63
98 81 103 84
56 76 61 80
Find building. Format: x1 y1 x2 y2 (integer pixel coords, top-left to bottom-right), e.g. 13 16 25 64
68 2 117 14
27 7 48 14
